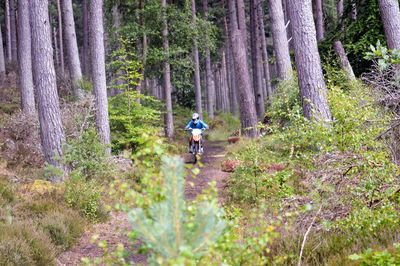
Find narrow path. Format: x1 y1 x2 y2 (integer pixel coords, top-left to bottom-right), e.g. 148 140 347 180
57 141 229 265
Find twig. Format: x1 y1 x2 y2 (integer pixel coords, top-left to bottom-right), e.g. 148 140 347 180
297 205 322 266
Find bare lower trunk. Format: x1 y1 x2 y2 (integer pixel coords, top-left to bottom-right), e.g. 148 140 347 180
287 0 332 122
250 0 265 118
0 20 6 77
18 0 35 114
57 0 65 76
351 1 357 20
315 0 325 41
53 27 60 68
161 0 174 139
227 42 239 116
9 0 17 64
5 0 11 64
62 0 84 99
337 0 344 24
82 0 90 77
191 0 203 118
30 0 65 179
379 0 400 50
333 41 355 80
89 0 111 153
268 0 293 81
228 0 258 137
221 49 230 112
257 2 272 99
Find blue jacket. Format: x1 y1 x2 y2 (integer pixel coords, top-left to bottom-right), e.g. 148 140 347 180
185 120 209 130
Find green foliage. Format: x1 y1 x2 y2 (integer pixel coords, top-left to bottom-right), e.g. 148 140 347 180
207 112 241 141
0 179 14 206
350 244 400 265
65 173 106 221
39 209 86 250
365 41 400 71
0 222 56 266
128 156 226 264
109 91 163 153
64 128 110 180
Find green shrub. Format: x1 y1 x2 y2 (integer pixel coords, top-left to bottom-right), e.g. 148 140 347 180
350 243 400 265
39 209 86 250
207 112 240 141
65 173 106 221
0 222 56 266
0 179 14 205
64 128 110 180
13 197 63 219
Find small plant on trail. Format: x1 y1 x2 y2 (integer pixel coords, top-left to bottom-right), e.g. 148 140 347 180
128 156 226 264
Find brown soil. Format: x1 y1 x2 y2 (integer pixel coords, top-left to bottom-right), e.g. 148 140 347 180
56 141 229 265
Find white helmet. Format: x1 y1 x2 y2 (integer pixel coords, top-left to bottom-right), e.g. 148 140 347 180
192 113 199 120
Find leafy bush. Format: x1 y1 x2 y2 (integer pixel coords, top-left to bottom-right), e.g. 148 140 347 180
0 179 14 205
39 209 86 250
350 243 400 265
64 173 106 221
0 222 56 266
207 112 240 141
63 127 111 180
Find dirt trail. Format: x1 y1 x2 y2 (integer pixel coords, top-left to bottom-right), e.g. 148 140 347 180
56 141 229 265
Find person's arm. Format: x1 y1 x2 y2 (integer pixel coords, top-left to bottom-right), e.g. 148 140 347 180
185 121 192 130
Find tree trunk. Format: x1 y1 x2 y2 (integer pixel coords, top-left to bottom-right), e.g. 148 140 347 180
161 0 174 139
333 40 355 80
236 0 247 43
0 19 6 77
62 0 84 99
191 0 203 118
337 0 344 23
221 49 230 112
268 0 293 81
315 0 325 41
214 65 221 111
227 42 239 116
379 0 400 50
351 1 357 20
30 0 65 180
257 2 272 99
5 0 11 64
228 0 258 137
287 0 332 122
250 0 265 119
53 26 60 68
82 0 90 77
9 0 17 64
18 0 35 114
89 0 111 153
57 0 65 76
203 0 216 119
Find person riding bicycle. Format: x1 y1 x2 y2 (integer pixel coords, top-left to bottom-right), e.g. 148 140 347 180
185 113 209 153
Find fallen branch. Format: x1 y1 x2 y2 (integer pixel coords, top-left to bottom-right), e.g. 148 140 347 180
298 205 322 266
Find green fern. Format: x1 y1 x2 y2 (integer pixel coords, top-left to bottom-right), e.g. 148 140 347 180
128 156 226 263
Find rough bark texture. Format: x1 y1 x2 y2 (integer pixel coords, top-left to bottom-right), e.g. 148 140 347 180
351 1 357 20
62 0 84 99
268 0 293 81
203 0 215 118
161 0 174 139
53 26 60 67
82 0 90 77
18 0 35 114
5 0 11 64
89 0 111 152
257 2 272 99
30 0 65 179
333 40 355 80
0 19 6 76
228 0 258 137
379 0 400 50
250 0 265 118
287 0 332 122
57 0 65 75
191 0 203 118
227 42 239 116
9 0 17 64
220 49 230 112
315 0 325 41
337 0 344 22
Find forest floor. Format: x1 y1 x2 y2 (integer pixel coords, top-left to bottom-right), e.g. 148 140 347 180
56 140 229 265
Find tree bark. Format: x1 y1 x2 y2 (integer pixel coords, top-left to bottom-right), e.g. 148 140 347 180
57 0 65 76
379 0 400 50
221 49 230 112
18 0 35 114
333 40 355 80
202 0 216 119
5 0 11 64
315 0 325 41
9 0 17 64
82 0 90 77
250 0 265 118
62 0 84 99
287 0 332 122
0 18 6 77
30 0 65 179
227 41 239 116
191 0 203 118
257 2 272 99
351 1 357 20
89 0 111 153
228 0 258 137
161 0 174 139
53 26 60 68
268 0 293 81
